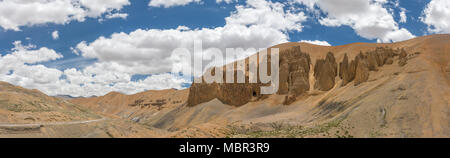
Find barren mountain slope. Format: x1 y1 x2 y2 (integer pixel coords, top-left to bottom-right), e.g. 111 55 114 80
71 89 188 124
0 82 164 138
0 81 100 123
73 34 449 138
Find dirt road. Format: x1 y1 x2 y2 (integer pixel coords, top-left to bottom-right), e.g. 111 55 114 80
0 118 107 128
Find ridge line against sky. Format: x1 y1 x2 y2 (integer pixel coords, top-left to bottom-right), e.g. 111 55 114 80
0 0 449 97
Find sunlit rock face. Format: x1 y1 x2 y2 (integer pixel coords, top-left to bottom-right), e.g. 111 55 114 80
187 46 407 107
314 52 337 91
187 46 311 106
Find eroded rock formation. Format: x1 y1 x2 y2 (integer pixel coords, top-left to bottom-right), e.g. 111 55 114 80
398 48 408 66
314 52 338 91
339 54 356 86
278 47 311 105
339 47 403 86
187 46 311 106
354 52 370 86
188 46 409 107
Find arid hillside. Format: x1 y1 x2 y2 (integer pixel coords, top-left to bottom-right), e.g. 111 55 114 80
1 34 448 138
71 89 188 123
0 81 100 124
0 81 164 138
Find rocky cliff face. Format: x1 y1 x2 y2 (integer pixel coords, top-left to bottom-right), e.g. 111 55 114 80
188 46 409 107
339 54 356 86
314 52 338 91
339 47 400 86
187 46 311 106
187 61 267 107
354 52 370 86
187 82 219 107
278 47 311 105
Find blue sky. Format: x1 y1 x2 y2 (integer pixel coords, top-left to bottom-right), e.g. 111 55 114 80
0 1 236 56
0 0 431 56
0 0 448 97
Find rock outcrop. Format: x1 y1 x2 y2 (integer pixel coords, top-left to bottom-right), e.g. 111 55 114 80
375 47 396 66
187 59 268 107
366 51 380 71
354 52 370 86
188 46 409 107
278 47 311 105
339 47 403 86
187 46 311 106
188 82 220 107
314 52 338 91
339 54 356 86
398 48 408 66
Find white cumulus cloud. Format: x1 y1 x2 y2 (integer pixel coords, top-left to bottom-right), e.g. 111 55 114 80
0 41 189 97
292 0 415 43
5 41 63 64
0 0 130 31
299 40 331 46
216 0 238 4
149 0 238 8
399 8 407 23
422 0 450 33
105 13 128 19
52 30 59 40
149 0 202 8
0 41 64 93
76 0 307 76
